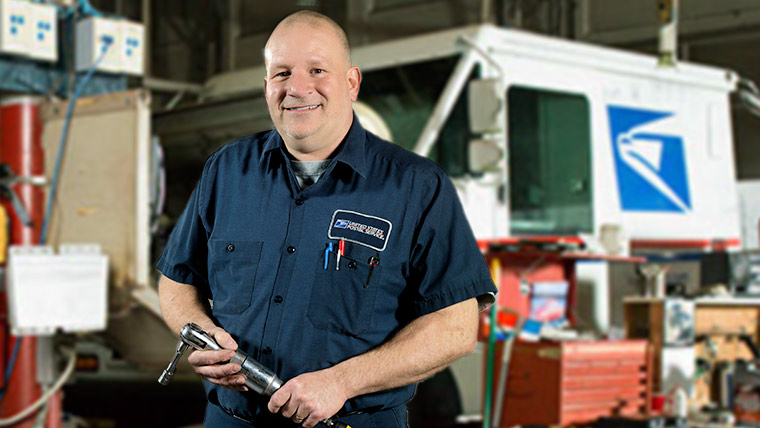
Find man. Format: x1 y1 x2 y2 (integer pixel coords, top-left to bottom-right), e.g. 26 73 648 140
157 10 496 428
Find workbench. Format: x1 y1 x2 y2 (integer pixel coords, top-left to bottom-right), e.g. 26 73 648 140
625 297 760 408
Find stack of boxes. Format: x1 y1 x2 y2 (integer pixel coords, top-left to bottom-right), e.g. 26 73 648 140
0 0 144 75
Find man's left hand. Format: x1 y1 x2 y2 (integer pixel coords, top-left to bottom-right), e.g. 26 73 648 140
267 368 348 428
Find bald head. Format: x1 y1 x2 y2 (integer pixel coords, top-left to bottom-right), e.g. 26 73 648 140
262 9 362 160
265 11 351 68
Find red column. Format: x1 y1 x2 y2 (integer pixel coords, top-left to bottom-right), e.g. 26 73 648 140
0 96 58 428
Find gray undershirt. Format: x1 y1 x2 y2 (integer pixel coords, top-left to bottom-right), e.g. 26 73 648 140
291 159 331 190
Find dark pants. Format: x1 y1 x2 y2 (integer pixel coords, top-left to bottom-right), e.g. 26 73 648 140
204 402 409 428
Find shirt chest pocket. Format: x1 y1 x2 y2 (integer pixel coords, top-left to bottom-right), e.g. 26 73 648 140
208 239 263 315
308 245 383 337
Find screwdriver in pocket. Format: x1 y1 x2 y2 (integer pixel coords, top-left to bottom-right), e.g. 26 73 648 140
364 256 379 289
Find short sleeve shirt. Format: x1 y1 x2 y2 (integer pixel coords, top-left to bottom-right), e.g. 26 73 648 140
156 116 497 422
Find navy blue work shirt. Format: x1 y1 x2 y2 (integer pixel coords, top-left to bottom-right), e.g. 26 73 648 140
156 114 496 424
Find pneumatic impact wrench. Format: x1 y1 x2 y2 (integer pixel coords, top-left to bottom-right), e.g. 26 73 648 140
159 323 351 428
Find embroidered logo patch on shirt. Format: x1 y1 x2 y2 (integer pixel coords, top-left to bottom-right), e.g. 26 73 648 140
328 210 392 252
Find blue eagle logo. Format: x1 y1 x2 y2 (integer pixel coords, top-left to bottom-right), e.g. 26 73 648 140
608 105 692 213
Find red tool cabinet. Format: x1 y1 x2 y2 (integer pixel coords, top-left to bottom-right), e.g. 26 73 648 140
493 340 653 427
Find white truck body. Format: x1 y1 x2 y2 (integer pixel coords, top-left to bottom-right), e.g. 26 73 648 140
428 25 740 247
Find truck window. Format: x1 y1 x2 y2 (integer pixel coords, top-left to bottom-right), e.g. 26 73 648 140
359 56 477 177
508 86 593 235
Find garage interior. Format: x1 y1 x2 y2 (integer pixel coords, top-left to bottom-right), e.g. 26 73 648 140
3 0 760 427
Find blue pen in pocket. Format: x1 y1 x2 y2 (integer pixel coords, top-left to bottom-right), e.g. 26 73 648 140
324 242 334 270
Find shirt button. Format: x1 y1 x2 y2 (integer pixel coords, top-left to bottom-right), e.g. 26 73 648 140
274 295 283 303
295 198 304 206
347 260 357 270
287 246 296 254
226 244 234 252
262 347 272 355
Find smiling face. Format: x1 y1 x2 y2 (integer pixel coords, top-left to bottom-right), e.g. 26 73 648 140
264 19 361 160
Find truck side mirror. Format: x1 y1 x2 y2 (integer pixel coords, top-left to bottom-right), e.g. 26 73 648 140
468 78 504 134
469 138 502 173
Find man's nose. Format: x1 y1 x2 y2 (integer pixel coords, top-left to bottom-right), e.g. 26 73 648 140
287 72 313 96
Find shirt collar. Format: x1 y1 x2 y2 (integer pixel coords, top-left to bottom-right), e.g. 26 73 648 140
260 113 368 179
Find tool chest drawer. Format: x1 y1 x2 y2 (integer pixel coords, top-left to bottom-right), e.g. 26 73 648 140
500 340 652 427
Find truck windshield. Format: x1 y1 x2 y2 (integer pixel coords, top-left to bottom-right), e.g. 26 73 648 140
359 56 476 177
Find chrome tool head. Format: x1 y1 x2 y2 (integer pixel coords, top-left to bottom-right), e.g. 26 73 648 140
180 323 223 351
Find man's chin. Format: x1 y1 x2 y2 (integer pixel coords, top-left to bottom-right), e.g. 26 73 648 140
281 123 321 141
284 129 316 141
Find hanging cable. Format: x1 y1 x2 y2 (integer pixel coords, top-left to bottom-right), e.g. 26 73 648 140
738 77 760 118
0 336 22 404
77 0 104 17
39 37 113 244
0 347 76 427
71 0 106 18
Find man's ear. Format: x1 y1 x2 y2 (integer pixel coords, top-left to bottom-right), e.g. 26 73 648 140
347 66 362 101
263 77 269 100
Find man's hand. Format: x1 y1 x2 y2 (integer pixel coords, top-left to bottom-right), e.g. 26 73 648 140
267 368 348 428
187 326 248 391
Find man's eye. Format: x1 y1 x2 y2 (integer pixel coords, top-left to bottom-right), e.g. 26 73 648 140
275 71 290 78
312 69 324 74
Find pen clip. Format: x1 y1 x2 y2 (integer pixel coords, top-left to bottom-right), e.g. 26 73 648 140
324 242 334 270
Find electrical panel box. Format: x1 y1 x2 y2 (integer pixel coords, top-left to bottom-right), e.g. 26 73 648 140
28 2 57 62
0 0 32 56
7 245 108 336
120 19 144 75
76 17 144 75
76 16 122 73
